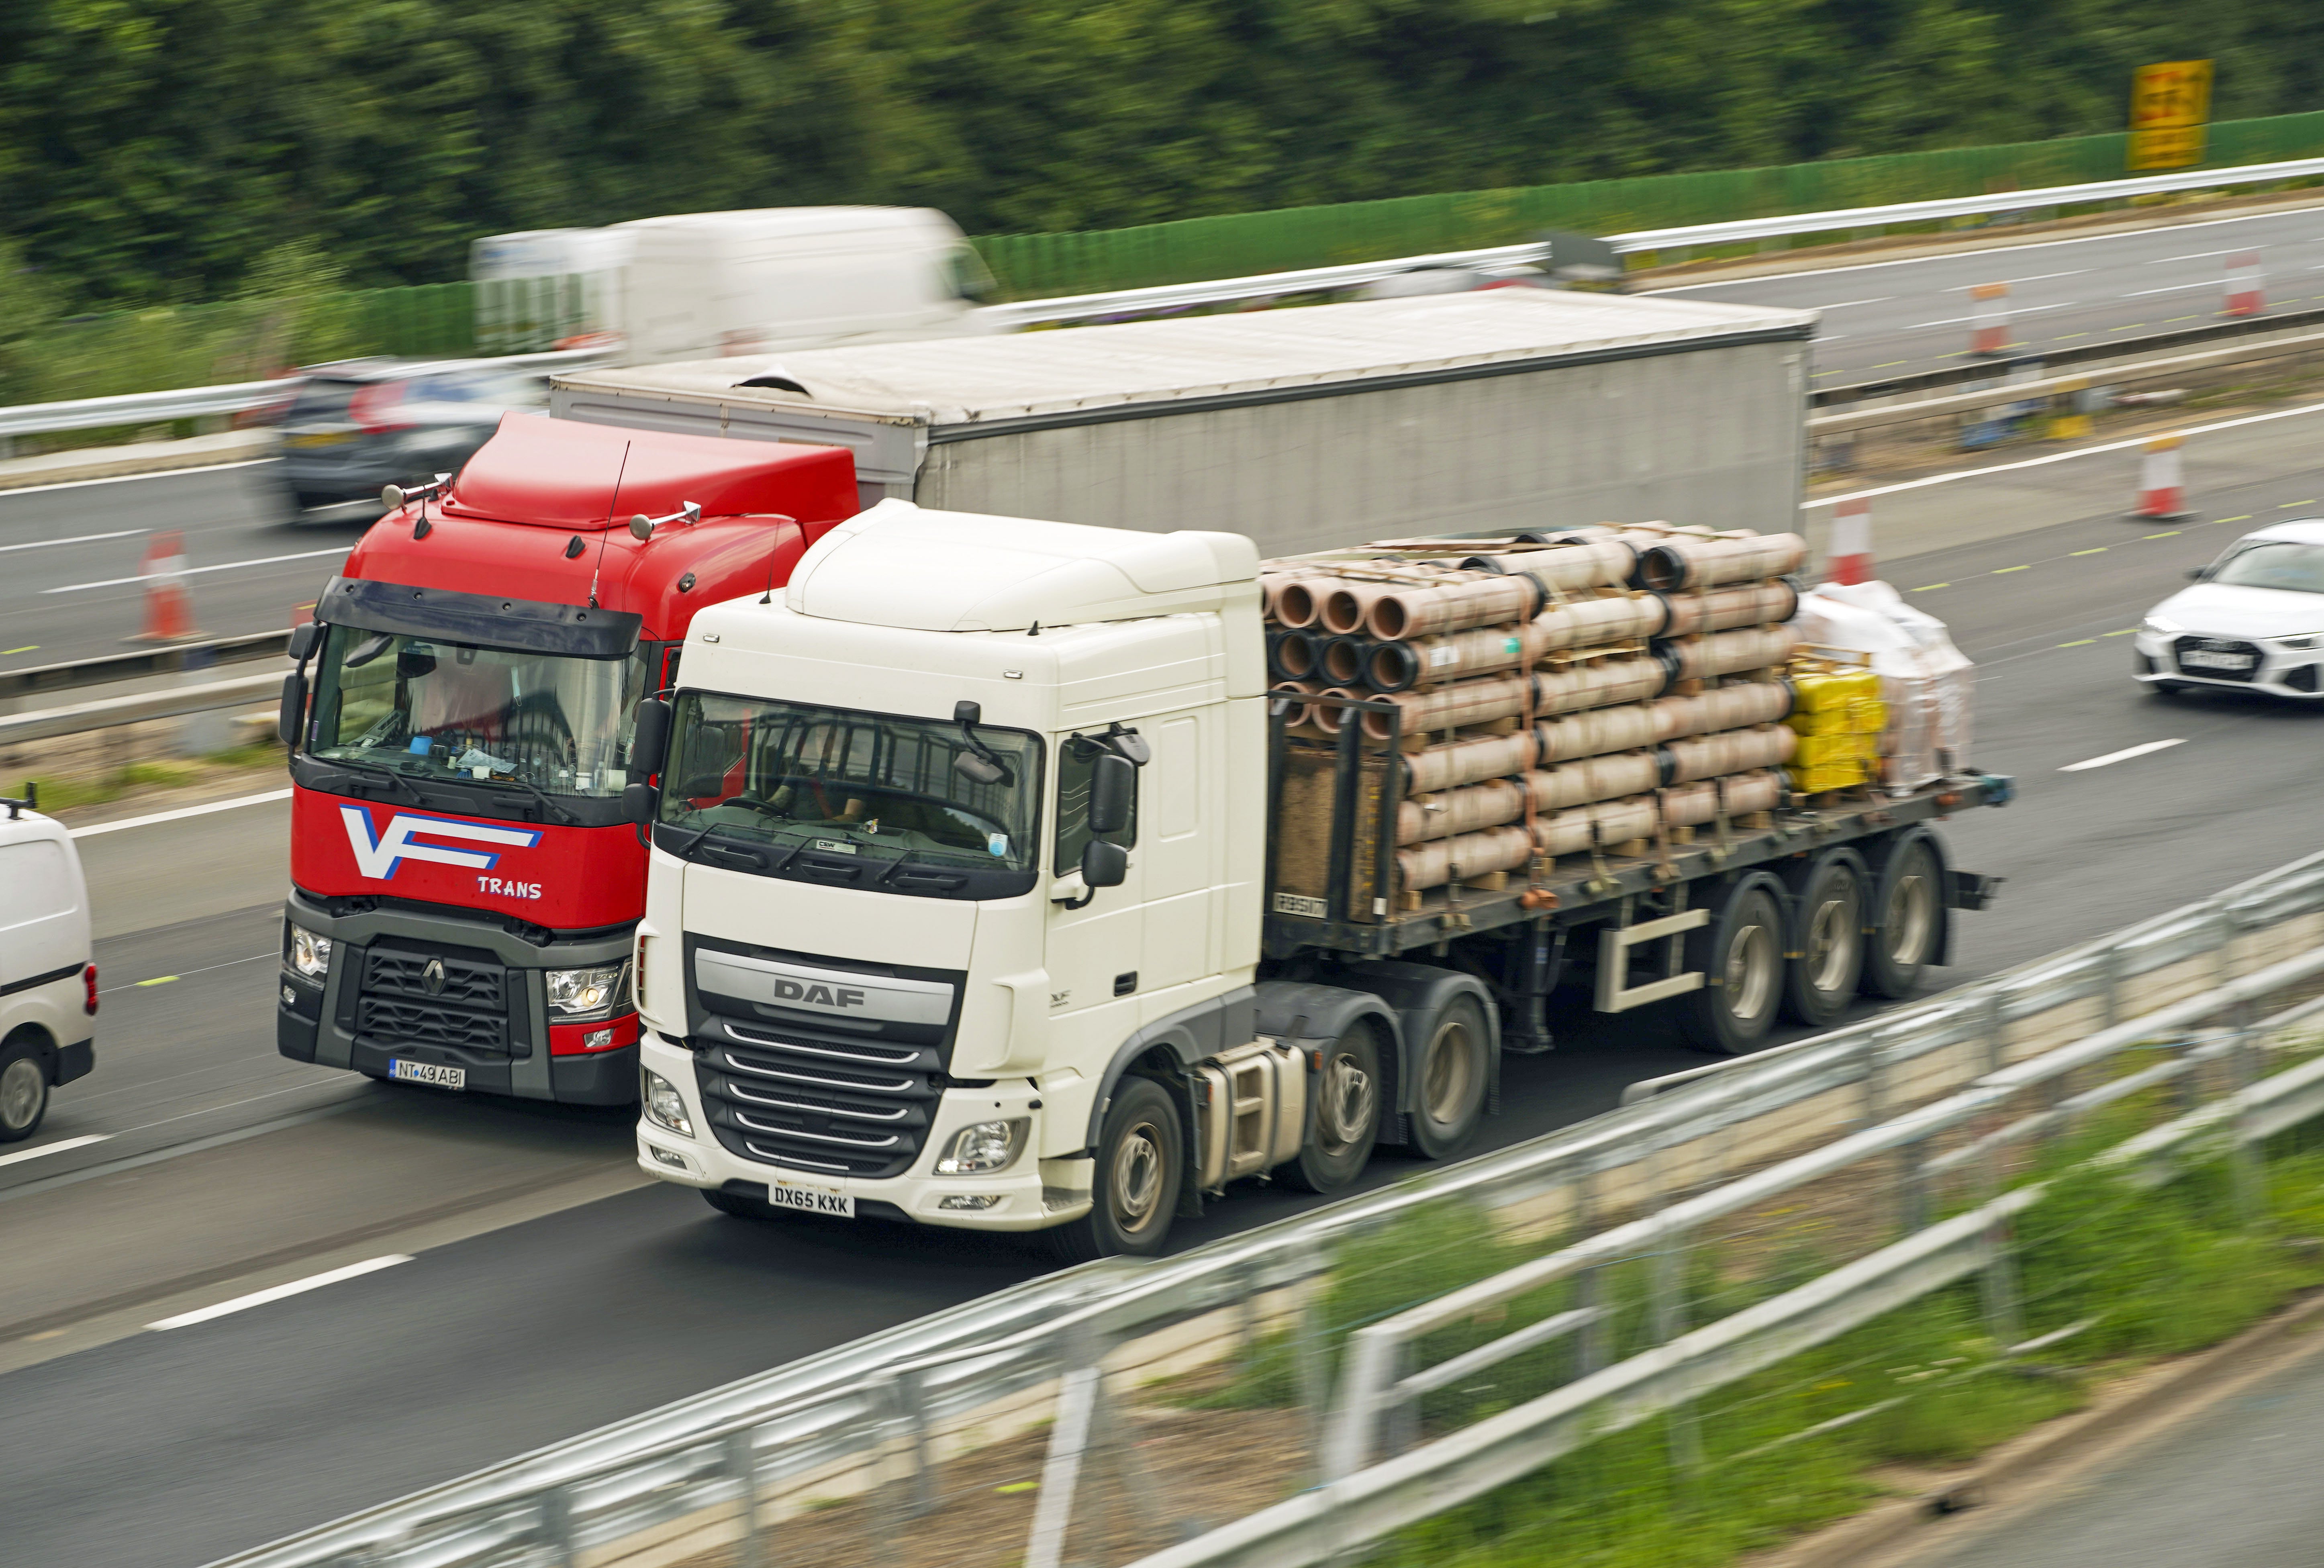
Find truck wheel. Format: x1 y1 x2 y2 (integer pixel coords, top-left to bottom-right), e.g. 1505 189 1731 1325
1783 850 1868 1028
1862 832 1944 1000
1275 1020 1383 1193
0 1037 50 1143
1409 994 1490 1160
1677 876 1785 1056
1050 1076 1183 1264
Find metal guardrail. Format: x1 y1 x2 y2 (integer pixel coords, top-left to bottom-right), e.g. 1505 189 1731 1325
202 847 2324 1568
0 672 282 744
0 630 293 704
1609 153 2324 255
0 345 621 441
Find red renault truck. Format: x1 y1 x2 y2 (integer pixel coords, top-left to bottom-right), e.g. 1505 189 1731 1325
273 413 859 1103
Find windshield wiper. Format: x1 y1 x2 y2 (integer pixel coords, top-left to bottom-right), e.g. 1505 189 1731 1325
472 771 578 825
314 755 422 802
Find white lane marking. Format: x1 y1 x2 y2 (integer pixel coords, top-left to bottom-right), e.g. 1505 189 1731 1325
1807 396 2324 508
2125 279 2220 298
0 458 274 500
2001 269 2087 284
71 788 293 838
2148 248 2255 264
2059 738 2187 772
147 1255 413 1330
0 1134 112 1170
43 547 345 594
1907 300 2079 329
0 529 149 555
1814 296 1893 310
1646 207 2324 292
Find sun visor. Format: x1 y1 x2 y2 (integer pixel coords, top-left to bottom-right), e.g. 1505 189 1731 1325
316 576 642 658
440 412 859 529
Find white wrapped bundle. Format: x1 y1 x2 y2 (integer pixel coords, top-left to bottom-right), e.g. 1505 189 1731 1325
1790 581 1974 792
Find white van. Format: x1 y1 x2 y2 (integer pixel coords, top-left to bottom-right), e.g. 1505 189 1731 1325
472 207 997 363
0 792 96 1142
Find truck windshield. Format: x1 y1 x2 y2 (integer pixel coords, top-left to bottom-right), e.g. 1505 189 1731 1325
658 694 1043 880
307 625 647 798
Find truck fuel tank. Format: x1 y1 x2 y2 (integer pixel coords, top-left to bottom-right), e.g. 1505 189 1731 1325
1194 1041 1307 1192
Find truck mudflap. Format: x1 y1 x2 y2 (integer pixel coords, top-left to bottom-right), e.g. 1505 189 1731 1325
1945 870 2005 912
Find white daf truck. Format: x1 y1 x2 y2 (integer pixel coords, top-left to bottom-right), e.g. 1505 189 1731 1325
622 503 2006 1259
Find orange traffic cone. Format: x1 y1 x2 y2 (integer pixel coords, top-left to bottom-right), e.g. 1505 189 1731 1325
133 530 203 642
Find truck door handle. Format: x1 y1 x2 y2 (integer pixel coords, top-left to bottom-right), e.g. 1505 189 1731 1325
1114 972 1138 996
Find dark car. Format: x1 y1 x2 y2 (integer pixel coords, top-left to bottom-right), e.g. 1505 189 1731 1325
276 359 547 522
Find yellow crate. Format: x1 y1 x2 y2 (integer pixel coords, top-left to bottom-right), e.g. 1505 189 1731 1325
1789 757 1873 792
1788 697 1887 736
1790 665 1880 713
1792 730 1878 769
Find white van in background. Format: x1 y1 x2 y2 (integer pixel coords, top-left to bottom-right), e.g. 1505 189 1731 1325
0 791 96 1142
470 208 997 364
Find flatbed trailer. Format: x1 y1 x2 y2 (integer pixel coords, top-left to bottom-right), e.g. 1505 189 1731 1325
1256 690 2011 1056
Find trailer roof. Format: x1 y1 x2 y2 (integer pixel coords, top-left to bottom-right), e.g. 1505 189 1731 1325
556 289 1815 427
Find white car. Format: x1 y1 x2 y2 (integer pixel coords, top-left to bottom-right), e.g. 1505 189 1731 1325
2133 520 2324 700
0 791 96 1141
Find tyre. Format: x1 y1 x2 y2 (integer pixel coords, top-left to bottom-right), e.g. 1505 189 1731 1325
1677 876 1786 1055
1276 1020 1383 1193
1049 1076 1183 1264
1862 832 1944 1000
1782 850 1868 1028
0 1037 50 1144
702 1187 777 1221
1408 994 1490 1160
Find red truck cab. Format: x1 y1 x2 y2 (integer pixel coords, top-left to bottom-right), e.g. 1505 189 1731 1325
276 413 858 1103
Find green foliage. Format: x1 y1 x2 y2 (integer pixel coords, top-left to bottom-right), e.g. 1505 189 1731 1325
6 0 2324 315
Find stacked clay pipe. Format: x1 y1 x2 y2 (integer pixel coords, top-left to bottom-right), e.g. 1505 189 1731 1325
1263 523 1811 896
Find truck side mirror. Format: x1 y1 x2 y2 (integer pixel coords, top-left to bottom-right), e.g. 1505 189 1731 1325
1079 837 1128 889
631 698 673 777
277 670 308 748
622 782 660 826
288 622 321 663
1087 751 1135 836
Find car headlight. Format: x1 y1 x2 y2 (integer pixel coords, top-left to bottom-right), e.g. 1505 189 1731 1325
288 923 333 981
2277 633 2324 649
547 961 630 1021
935 1118 1029 1175
2140 615 2181 636
642 1069 695 1139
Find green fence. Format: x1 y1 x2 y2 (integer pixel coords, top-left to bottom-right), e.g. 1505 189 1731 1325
973 108 2324 298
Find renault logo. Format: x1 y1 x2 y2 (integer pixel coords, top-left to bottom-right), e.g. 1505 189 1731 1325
421 958 447 996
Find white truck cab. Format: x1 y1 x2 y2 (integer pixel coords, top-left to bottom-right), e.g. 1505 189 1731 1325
629 500 1292 1258
0 790 97 1142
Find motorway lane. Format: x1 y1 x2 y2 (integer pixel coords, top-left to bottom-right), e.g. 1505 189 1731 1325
0 462 361 674
1654 202 2324 388
10 434 2324 1564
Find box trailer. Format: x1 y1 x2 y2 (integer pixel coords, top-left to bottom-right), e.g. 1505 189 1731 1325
550 290 1815 557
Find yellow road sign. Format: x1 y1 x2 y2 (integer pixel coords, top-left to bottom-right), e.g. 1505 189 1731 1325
2128 60 2212 169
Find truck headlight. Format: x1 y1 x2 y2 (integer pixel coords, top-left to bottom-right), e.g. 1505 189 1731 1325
547 961 629 1021
642 1069 695 1139
288 924 333 980
935 1119 1029 1175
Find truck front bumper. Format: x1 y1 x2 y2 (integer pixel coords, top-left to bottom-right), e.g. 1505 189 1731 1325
633 1032 1087 1232
279 889 638 1105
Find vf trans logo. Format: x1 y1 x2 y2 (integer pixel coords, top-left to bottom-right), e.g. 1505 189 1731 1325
340 807 543 880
